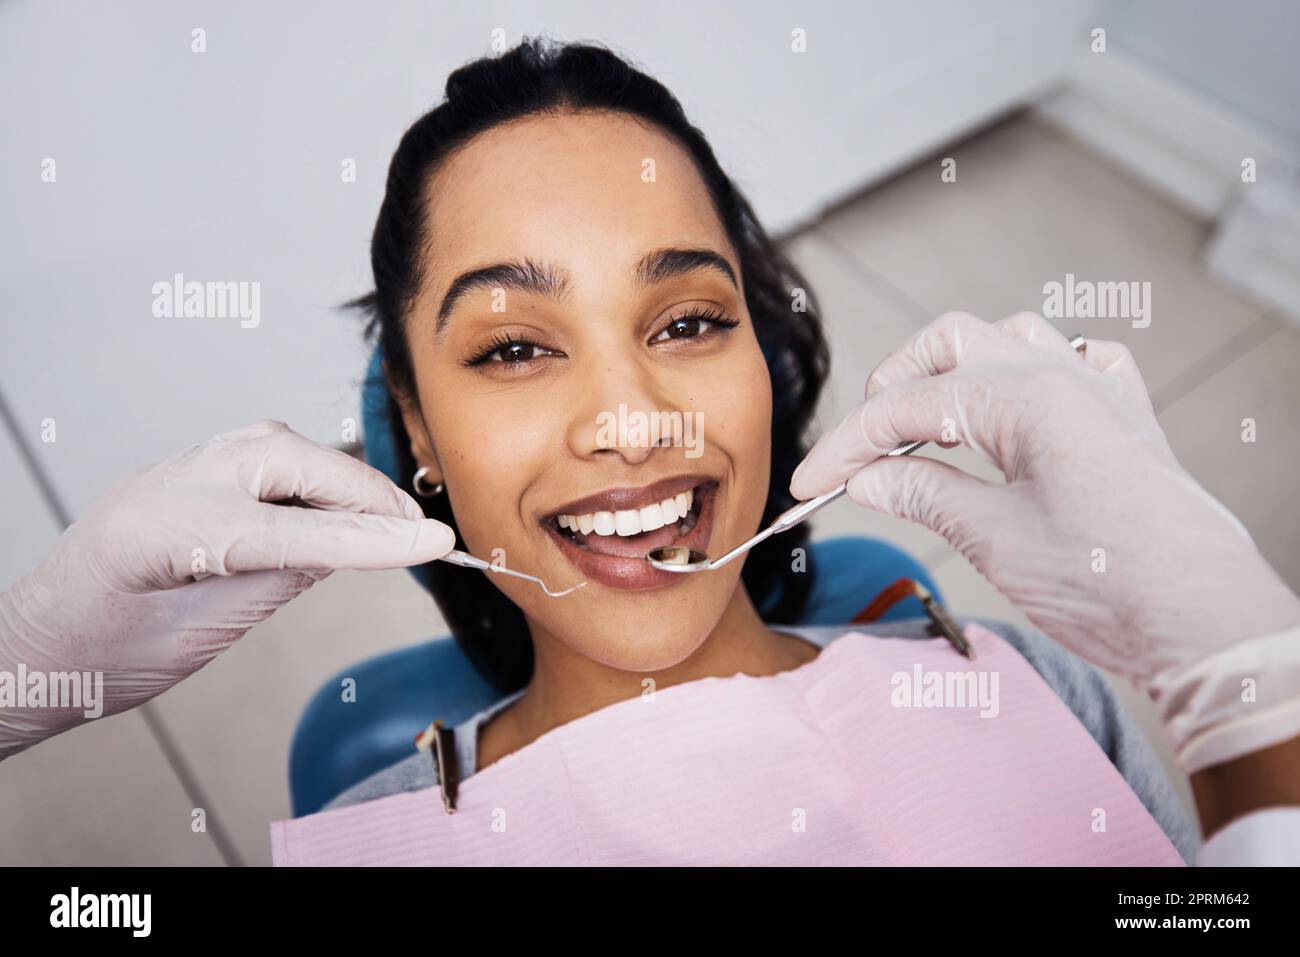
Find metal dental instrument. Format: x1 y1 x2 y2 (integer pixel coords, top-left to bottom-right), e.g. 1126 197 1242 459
265 495 585 596
647 333 1087 574
439 549 586 598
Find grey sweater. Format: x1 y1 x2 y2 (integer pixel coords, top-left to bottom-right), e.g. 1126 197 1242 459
320 617 1201 864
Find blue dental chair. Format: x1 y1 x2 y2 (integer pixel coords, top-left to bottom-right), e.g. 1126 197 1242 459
288 353 944 817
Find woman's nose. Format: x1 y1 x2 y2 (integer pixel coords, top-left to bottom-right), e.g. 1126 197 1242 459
566 360 684 466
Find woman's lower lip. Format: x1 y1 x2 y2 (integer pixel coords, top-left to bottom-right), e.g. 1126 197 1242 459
543 485 716 591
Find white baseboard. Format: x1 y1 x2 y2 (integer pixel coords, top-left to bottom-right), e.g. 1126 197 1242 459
1206 181 1300 325
1034 49 1300 325
1033 49 1298 219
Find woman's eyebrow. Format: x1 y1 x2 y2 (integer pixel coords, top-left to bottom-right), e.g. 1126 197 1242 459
635 247 738 290
436 259 569 334
435 246 738 336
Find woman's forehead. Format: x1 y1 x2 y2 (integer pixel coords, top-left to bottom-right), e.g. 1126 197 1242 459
420 112 731 285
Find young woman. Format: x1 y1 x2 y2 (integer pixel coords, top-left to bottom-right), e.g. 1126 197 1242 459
316 38 1194 864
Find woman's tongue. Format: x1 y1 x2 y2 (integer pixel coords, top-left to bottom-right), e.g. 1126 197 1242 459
574 520 684 558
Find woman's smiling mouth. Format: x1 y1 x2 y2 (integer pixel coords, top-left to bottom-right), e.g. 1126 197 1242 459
541 475 718 590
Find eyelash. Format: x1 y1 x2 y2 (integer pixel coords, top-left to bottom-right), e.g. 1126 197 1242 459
461 307 741 369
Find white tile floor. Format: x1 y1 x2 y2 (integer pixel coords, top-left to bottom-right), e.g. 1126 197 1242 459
4 113 1296 864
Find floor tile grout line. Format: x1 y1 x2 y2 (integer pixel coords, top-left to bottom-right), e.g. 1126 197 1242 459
806 225 938 326
1150 313 1283 416
0 383 74 531
0 382 244 867
137 702 245 865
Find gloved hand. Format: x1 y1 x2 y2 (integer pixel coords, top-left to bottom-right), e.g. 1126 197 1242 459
791 312 1300 774
0 419 454 759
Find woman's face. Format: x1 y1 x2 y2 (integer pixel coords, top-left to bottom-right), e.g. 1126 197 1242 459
399 110 773 672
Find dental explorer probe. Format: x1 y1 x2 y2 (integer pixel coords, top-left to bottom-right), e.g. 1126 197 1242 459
266 496 585 597
438 549 586 598
646 333 1088 574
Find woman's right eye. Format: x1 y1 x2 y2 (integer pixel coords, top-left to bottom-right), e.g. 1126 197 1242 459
464 335 559 368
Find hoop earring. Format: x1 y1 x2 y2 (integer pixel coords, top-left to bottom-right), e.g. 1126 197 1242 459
413 466 444 497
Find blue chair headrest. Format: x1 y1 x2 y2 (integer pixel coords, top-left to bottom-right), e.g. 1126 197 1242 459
362 348 437 595
362 347 401 490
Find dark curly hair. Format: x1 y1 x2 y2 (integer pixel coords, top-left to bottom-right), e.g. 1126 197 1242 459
351 38 829 694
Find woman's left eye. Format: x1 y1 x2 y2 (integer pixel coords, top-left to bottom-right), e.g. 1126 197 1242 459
650 307 740 343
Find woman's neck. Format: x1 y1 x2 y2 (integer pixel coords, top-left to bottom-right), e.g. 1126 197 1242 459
476 586 820 772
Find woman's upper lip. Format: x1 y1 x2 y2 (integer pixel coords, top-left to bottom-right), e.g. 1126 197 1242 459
542 473 715 520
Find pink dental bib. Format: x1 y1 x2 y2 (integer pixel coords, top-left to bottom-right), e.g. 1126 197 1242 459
271 624 1185 866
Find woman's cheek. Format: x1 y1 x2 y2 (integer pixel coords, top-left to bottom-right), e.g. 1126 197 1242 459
431 401 544 551
703 346 772 468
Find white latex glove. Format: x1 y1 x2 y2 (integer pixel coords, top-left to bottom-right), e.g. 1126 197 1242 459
791 312 1300 774
0 419 455 759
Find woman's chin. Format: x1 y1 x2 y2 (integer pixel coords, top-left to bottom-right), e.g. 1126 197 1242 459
579 632 711 674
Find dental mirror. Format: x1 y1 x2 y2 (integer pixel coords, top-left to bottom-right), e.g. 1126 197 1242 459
643 545 711 572
645 479 851 574
648 332 1088 575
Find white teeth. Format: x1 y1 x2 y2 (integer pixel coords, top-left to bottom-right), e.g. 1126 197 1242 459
557 486 700 538
639 504 665 532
